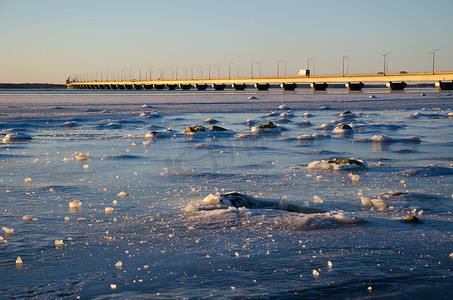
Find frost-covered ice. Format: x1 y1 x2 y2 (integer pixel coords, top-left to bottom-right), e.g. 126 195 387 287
2 132 32 143
1 89 453 299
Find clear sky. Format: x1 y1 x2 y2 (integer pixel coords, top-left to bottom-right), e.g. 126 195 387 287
0 0 452 83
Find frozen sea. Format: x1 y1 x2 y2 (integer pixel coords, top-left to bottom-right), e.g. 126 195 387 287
1 88 453 299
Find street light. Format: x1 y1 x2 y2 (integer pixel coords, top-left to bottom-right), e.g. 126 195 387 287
176 66 187 80
382 53 391 75
307 58 315 75
209 64 220 80
229 63 239 79
277 59 286 78
162 67 174 80
251 61 261 79
191 65 203 79
428 49 440 74
149 67 161 80
342 55 349 76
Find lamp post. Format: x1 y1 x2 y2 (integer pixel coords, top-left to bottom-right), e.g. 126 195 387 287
176 66 187 80
191 65 202 79
209 64 220 80
382 53 391 75
428 49 440 74
229 63 239 79
307 58 315 75
251 61 261 79
162 67 174 80
149 67 161 80
277 59 286 78
342 55 349 76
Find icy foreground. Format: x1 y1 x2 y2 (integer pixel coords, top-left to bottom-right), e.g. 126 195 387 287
1 89 453 299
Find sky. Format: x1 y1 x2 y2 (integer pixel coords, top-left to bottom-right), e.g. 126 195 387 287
0 0 452 83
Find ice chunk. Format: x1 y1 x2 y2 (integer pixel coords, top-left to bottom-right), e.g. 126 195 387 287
115 261 123 269
2 133 32 143
22 215 33 221
117 191 128 198
16 256 22 266
205 118 218 124
279 112 294 119
202 194 221 206
75 153 91 162
110 284 117 290
105 207 114 213
278 104 290 110
69 200 82 209
308 158 366 171
2 227 13 235
371 135 393 143
184 203 197 214
332 124 353 135
361 197 373 207
313 195 323 204
145 129 178 139
327 261 333 268
55 240 64 247
24 178 32 184
348 173 360 183
371 199 388 209
312 270 319 278
32 158 39 164
297 134 315 140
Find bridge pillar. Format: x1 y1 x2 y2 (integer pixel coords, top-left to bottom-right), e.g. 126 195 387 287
232 83 247 90
212 83 226 90
386 81 406 91
166 84 177 90
280 83 297 91
179 84 192 90
435 81 453 91
195 84 208 90
153 84 165 90
311 82 328 91
345 82 364 91
255 83 270 91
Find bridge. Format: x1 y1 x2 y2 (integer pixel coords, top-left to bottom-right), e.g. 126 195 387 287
66 71 453 91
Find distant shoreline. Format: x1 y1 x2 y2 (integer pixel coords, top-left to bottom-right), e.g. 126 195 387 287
0 83 66 89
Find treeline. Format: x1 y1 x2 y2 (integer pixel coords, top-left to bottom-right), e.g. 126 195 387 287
0 83 66 89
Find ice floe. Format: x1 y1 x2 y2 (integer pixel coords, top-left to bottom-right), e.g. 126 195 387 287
2 132 32 143
139 112 162 118
308 158 367 171
2 227 14 235
75 152 91 162
145 129 179 139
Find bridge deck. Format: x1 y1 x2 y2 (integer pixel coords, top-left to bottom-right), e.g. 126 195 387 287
67 72 453 88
